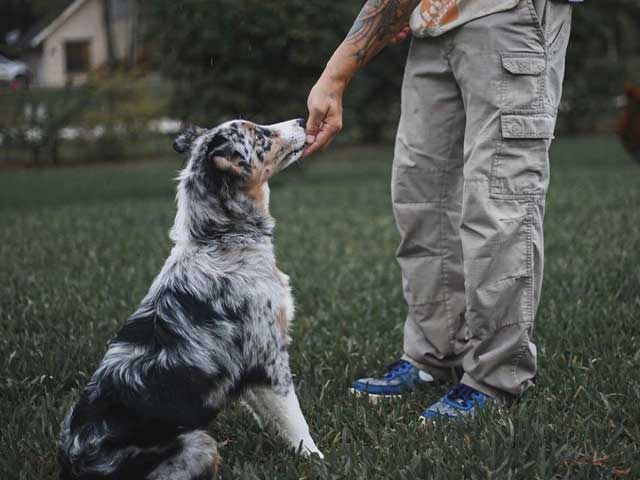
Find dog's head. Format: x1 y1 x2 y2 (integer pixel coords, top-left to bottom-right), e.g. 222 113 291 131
171 119 307 243
174 119 306 198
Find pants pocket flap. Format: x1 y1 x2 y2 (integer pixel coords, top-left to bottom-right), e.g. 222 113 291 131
501 115 555 139
501 54 546 75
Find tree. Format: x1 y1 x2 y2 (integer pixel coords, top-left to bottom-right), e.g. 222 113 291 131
143 0 406 140
561 1 640 133
142 1 640 137
101 0 117 69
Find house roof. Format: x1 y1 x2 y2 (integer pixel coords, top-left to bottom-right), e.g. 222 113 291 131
22 0 90 48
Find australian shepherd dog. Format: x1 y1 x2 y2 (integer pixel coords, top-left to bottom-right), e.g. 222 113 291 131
58 119 323 480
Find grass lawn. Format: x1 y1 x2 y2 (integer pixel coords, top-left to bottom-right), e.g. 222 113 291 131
1 136 639 479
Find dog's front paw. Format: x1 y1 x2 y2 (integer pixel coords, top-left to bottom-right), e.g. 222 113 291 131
310 448 325 460
298 441 324 460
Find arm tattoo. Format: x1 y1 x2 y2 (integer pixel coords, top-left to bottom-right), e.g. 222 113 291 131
346 0 416 65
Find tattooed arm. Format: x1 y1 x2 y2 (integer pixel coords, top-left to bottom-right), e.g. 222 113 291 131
304 0 419 156
346 0 417 65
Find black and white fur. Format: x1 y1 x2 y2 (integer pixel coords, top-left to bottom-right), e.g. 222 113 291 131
58 119 322 480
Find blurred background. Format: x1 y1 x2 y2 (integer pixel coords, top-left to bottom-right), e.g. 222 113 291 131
0 0 639 165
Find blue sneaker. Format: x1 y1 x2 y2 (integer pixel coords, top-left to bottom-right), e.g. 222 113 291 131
350 360 435 402
420 383 493 422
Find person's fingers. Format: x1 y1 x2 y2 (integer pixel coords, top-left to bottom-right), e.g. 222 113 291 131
305 105 326 144
303 117 342 157
317 121 341 148
303 125 330 157
302 144 317 158
303 131 328 157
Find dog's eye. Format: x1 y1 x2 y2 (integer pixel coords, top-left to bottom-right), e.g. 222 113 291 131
255 127 272 137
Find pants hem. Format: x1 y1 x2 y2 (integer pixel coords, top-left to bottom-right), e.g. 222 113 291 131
461 373 528 404
402 353 458 382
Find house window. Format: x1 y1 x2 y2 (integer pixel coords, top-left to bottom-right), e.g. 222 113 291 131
65 40 90 74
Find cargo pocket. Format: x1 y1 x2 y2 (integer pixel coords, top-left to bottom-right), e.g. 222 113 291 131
490 114 555 198
500 53 546 113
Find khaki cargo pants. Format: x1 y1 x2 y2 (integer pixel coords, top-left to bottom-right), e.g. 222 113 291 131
393 0 572 398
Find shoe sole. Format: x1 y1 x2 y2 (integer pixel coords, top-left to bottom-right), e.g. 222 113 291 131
418 415 434 425
349 388 402 404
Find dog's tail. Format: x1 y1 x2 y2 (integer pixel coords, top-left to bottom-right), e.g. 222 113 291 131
58 407 218 480
142 430 219 480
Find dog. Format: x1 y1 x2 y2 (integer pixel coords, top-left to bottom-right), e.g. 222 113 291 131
58 118 323 480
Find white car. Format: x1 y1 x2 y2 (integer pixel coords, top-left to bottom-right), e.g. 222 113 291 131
0 54 32 88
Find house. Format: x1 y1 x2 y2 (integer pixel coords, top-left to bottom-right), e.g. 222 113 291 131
21 0 140 87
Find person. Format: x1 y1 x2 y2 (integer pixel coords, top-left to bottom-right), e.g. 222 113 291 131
304 0 577 420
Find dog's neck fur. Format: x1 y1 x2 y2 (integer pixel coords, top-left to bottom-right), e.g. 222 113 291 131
170 162 274 248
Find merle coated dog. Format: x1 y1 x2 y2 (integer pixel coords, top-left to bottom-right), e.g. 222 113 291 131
58 119 323 480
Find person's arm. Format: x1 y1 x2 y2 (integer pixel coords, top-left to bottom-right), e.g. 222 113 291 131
304 0 420 156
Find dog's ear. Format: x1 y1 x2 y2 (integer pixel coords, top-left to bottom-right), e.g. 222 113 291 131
211 156 244 176
173 127 204 154
207 134 247 176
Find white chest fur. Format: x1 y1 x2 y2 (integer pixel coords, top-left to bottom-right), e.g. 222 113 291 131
275 268 295 342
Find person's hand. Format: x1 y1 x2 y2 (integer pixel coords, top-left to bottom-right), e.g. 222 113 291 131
303 24 410 157
303 76 345 157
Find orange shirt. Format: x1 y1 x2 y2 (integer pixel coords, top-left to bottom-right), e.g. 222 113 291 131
410 0 519 36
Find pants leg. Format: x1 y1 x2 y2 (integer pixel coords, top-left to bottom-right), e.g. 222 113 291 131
393 35 468 379
446 0 572 397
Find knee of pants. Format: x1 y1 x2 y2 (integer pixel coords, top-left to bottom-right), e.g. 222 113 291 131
391 153 463 261
391 151 444 206
393 201 443 259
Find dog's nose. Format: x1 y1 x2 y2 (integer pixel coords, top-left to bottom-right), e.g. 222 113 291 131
296 118 306 128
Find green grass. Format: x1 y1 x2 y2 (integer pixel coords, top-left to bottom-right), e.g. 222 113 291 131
1 137 639 479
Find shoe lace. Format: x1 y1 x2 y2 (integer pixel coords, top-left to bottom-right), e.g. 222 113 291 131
383 360 413 380
446 384 480 408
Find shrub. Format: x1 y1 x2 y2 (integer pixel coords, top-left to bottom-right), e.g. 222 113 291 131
0 70 167 165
